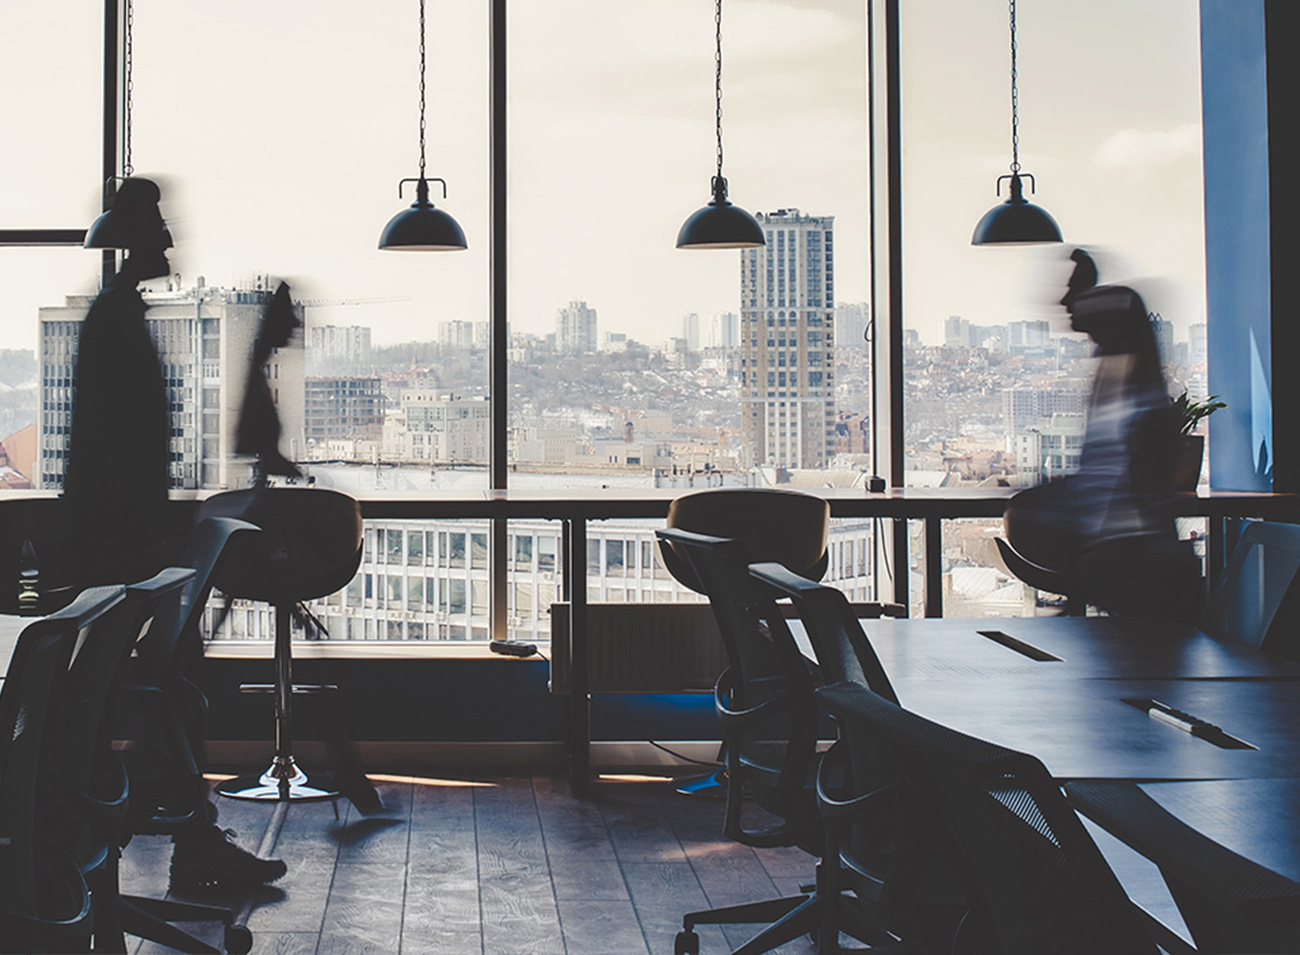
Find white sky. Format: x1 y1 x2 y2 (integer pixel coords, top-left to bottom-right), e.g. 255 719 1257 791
0 0 1206 352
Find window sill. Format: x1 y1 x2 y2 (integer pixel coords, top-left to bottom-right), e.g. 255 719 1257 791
203 640 548 661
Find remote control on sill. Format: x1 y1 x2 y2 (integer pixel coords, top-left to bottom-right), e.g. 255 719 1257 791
490 639 539 658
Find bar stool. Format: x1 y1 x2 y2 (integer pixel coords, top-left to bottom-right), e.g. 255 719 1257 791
199 487 363 801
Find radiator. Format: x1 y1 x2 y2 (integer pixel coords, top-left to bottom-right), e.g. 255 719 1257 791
549 602 725 694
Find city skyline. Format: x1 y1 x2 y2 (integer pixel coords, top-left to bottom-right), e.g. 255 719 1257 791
3 1 1207 355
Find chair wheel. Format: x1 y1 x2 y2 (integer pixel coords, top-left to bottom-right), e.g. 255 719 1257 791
224 924 253 954
675 929 700 955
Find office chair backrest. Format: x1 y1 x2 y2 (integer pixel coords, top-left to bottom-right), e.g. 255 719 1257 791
660 488 830 594
815 682 1157 955
49 570 196 836
749 562 898 698
134 516 259 683
655 527 818 847
0 586 120 924
1198 520 1300 656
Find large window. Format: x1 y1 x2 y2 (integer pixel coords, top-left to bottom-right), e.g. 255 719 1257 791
507 1 871 487
3 2 1224 635
897 0 1208 615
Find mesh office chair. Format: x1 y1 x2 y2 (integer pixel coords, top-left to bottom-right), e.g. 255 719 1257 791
659 487 830 797
752 563 966 951
115 518 262 954
657 528 889 955
48 565 256 955
1198 520 1300 659
0 588 119 953
816 681 1158 955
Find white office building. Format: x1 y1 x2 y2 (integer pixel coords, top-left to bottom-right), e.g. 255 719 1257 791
38 280 305 491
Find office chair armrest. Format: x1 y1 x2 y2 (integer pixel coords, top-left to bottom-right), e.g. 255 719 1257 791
815 740 902 825
714 668 794 727
0 838 93 943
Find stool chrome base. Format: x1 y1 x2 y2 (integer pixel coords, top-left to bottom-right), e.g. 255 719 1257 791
216 755 339 802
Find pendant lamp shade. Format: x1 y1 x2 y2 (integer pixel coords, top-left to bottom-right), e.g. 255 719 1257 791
379 177 467 251
379 0 466 252
971 0 1062 247
85 176 171 250
84 207 130 250
677 176 765 250
677 0 763 251
971 173 1062 246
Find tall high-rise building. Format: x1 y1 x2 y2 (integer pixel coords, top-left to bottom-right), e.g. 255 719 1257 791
1007 320 1051 354
1149 313 1175 366
681 313 701 351
944 315 971 348
709 311 740 349
38 281 304 491
740 209 835 469
1189 322 1208 366
835 302 869 348
306 324 371 368
437 319 489 351
555 300 598 354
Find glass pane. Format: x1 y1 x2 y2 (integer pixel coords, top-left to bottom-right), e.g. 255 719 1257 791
0 2 101 225
538 536 557 574
900 1 1207 490
127 2 489 488
508 1 868 487
0 251 99 496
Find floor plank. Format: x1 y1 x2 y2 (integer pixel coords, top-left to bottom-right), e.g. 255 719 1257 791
557 899 651 955
318 861 406 955
115 773 943 955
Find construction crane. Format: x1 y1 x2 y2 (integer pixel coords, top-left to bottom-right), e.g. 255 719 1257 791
297 295 410 309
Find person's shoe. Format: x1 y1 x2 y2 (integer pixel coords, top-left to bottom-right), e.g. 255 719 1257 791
329 770 385 816
170 825 287 892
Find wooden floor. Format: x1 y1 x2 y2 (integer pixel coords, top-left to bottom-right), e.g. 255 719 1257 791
120 774 825 955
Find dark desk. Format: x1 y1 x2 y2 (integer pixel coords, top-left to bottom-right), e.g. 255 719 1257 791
894 675 1300 781
861 615 1300 680
1079 778 1300 884
788 614 1300 780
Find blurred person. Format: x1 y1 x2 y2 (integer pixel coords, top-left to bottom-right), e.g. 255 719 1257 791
1058 248 1203 620
235 280 303 483
63 177 174 585
62 177 287 891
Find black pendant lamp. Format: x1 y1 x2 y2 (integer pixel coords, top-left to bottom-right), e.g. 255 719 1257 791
379 0 467 251
676 0 764 250
85 0 139 250
971 0 1062 246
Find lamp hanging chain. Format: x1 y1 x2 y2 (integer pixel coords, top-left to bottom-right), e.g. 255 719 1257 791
124 0 134 177
418 0 427 179
714 0 724 182
1008 0 1019 174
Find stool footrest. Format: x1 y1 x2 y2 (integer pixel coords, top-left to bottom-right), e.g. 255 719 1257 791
238 683 340 695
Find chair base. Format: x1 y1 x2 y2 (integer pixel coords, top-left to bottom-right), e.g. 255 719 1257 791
674 767 728 797
679 885 897 955
216 757 338 802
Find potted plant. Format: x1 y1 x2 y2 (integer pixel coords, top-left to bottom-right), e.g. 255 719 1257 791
1170 390 1226 491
